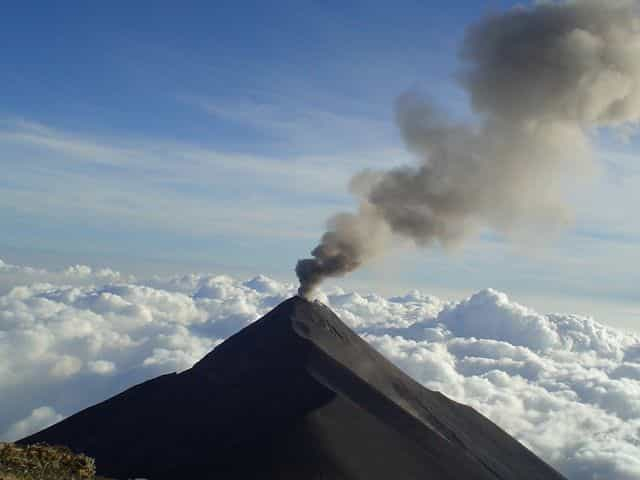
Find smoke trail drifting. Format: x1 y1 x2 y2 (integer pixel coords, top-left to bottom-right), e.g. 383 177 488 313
297 0 640 297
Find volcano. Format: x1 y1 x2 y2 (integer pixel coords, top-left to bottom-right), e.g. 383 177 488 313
21 296 566 479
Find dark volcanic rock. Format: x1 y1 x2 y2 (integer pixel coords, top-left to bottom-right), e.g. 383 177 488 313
21 296 567 479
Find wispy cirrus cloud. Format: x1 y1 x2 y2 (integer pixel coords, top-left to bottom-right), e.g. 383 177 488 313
1 117 374 239
181 94 397 156
0 117 356 191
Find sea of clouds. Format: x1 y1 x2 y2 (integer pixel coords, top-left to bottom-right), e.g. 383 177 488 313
1 258 639 479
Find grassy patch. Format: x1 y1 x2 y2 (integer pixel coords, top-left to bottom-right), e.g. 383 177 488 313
0 443 96 480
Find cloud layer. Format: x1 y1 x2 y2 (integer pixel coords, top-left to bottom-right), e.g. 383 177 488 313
1 258 639 479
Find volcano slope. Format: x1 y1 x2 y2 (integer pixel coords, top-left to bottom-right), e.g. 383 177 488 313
21 296 566 479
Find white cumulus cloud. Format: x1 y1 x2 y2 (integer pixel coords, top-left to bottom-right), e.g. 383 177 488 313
1 258 639 479
2 407 64 442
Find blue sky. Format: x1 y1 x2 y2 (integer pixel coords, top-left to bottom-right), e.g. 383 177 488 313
2 1 639 331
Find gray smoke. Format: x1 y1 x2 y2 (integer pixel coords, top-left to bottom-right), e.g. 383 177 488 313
296 0 640 297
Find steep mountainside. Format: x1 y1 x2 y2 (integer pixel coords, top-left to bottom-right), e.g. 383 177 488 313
21 296 566 480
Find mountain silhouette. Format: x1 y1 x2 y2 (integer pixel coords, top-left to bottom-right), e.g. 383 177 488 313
21 296 566 479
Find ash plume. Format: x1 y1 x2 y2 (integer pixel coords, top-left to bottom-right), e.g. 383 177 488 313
297 0 640 297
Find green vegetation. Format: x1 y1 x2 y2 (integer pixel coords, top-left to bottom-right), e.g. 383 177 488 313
0 443 99 480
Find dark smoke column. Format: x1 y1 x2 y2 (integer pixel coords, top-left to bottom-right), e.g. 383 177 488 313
296 0 640 296
296 207 389 297
296 242 357 298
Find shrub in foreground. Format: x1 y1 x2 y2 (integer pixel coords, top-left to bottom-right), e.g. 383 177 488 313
0 443 96 480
